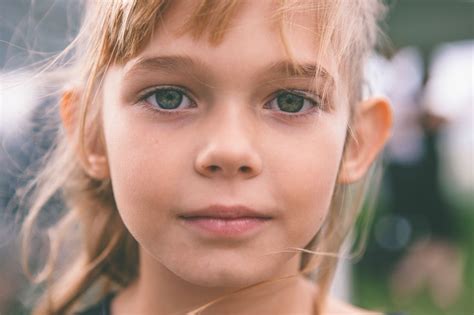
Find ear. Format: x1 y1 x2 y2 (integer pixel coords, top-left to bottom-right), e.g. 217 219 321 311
60 90 110 180
338 97 392 184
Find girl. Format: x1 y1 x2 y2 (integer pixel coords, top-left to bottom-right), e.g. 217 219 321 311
20 0 392 314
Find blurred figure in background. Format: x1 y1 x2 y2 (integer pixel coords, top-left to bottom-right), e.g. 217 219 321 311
389 41 473 309
366 44 471 310
423 41 474 200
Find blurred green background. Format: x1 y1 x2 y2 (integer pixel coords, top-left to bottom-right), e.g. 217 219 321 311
353 1 473 315
385 0 473 55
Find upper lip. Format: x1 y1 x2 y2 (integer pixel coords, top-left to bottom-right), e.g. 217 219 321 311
179 204 272 219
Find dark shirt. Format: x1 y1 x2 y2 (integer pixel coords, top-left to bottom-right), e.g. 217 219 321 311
76 294 114 315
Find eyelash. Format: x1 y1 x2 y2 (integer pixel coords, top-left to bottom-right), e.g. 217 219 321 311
136 86 324 120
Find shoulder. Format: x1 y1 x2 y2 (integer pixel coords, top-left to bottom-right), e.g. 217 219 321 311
325 297 408 315
325 297 382 314
299 278 383 315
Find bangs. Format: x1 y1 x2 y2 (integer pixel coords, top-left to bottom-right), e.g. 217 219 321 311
87 0 245 65
85 0 337 66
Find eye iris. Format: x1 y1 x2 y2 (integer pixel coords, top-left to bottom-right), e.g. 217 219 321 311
154 89 183 109
277 93 304 113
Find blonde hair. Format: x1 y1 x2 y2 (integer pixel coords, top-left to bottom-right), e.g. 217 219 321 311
19 0 386 314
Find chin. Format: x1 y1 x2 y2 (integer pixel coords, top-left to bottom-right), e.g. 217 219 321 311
172 262 272 289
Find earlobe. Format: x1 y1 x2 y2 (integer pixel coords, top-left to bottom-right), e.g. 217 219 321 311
60 89 110 180
338 97 392 184
85 155 110 179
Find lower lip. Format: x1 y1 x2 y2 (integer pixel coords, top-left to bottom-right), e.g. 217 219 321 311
179 217 271 237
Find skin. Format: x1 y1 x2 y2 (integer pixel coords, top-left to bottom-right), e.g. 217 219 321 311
64 1 392 314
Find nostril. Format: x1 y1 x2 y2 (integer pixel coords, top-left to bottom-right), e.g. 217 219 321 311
209 165 219 172
240 166 251 173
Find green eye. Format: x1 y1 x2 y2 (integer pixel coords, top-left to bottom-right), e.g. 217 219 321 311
153 89 184 109
265 90 321 118
276 92 305 113
143 87 194 112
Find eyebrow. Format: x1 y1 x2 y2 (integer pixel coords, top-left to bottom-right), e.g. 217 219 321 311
264 60 335 85
122 55 335 86
123 55 203 80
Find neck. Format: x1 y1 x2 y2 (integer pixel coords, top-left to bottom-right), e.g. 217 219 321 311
112 248 317 315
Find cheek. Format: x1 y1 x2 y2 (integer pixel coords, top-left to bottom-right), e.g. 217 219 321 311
266 118 347 243
101 107 187 240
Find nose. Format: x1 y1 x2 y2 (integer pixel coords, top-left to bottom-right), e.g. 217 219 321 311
194 106 263 179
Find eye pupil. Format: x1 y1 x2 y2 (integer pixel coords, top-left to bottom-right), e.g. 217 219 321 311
154 89 183 109
277 92 304 113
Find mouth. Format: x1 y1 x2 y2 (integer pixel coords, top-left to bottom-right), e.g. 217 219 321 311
178 204 273 237
179 217 271 237
178 204 273 220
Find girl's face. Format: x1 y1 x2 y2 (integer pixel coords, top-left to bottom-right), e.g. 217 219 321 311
101 1 350 288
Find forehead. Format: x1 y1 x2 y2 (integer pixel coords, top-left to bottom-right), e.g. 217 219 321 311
122 0 338 82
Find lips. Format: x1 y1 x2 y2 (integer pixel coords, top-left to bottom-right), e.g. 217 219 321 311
178 204 272 237
178 204 272 220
